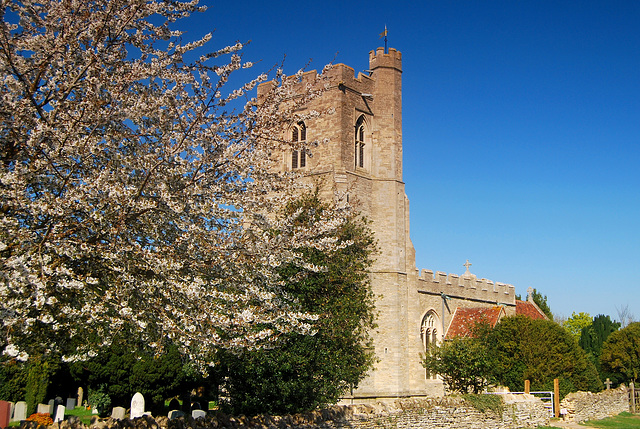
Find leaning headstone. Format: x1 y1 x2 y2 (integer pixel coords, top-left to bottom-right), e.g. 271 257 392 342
130 392 144 419
191 410 206 420
167 410 184 420
0 401 11 429
48 399 55 415
111 407 126 420
66 398 76 411
12 402 26 422
54 405 65 423
37 403 49 414
77 387 83 409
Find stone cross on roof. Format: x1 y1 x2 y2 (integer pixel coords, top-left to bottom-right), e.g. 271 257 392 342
463 260 472 274
527 286 534 302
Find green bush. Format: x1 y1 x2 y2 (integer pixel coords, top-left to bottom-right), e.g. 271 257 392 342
88 385 111 417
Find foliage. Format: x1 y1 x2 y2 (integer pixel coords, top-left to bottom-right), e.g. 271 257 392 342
423 336 492 394
70 340 202 413
87 385 111 418
25 357 54 416
0 0 342 369
25 413 53 428
462 394 503 415
563 312 592 341
583 412 640 429
0 358 28 403
601 322 640 383
481 316 602 399
579 314 621 384
218 193 377 415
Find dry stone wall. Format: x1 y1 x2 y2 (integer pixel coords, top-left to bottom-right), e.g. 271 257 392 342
559 386 628 423
28 396 548 429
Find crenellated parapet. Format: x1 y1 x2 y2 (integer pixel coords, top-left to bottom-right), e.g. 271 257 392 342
416 268 516 306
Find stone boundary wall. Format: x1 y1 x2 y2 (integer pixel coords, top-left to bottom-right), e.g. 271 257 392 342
560 386 629 423
29 395 548 429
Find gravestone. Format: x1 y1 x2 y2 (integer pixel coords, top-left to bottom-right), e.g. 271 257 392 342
192 410 206 420
191 401 201 411
54 405 65 423
12 402 27 422
604 378 612 390
0 401 11 429
66 398 76 411
47 399 55 415
52 397 63 421
130 393 144 419
167 410 184 420
111 407 126 420
77 387 83 409
37 404 49 414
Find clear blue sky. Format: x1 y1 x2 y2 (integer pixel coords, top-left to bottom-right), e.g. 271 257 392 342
184 1 640 320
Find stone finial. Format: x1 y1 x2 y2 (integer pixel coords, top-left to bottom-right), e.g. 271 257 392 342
527 286 534 302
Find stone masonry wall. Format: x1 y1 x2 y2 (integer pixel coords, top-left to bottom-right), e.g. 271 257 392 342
34 396 549 429
559 386 628 423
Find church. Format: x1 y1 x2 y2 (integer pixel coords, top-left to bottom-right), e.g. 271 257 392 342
259 47 546 402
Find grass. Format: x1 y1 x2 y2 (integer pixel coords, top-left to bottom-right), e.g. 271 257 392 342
537 412 640 429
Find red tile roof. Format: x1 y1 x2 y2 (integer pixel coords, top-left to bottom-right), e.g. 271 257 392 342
516 299 548 320
445 306 505 339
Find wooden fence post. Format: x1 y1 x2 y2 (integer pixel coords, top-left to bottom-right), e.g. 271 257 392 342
554 378 560 418
524 380 530 394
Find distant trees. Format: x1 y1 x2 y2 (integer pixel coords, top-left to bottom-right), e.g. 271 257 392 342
600 322 640 384
531 289 553 321
579 314 620 384
217 193 377 415
563 312 593 341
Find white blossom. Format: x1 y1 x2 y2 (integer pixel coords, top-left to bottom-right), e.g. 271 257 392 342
0 0 346 372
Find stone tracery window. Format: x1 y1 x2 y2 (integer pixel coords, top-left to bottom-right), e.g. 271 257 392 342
421 310 439 379
291 121 306 169
354 115 369 170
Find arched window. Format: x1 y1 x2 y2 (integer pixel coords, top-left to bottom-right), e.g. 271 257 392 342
421 310 439 379
355 116 365 169
291 121 306 169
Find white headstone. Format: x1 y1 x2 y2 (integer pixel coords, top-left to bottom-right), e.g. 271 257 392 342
191 410 206 420
37 403 49 414
54 404 65 422
130 392 145 419
111 407 126 420
12 402 26 422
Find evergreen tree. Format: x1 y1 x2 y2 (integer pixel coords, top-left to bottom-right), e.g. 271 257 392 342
578 314 620 382
601 322 640 384
218 193 377 415
482 316 602 399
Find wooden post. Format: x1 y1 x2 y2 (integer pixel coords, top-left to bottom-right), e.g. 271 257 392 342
554 378 560 418
524 380 530 394
631 382 636 414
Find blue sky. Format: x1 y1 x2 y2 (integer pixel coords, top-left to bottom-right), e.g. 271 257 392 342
184 1 640 320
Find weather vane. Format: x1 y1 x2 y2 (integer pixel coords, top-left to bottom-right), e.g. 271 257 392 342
379 25 388 53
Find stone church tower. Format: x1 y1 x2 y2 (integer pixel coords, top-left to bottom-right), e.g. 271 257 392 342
260 47 519 402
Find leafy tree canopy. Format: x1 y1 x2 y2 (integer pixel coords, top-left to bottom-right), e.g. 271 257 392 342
563 312 593 341
423 336 492 394
601 322 640 384
0 0 339 370
531 289 553 321
217 193 377 415
482 316 602 398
